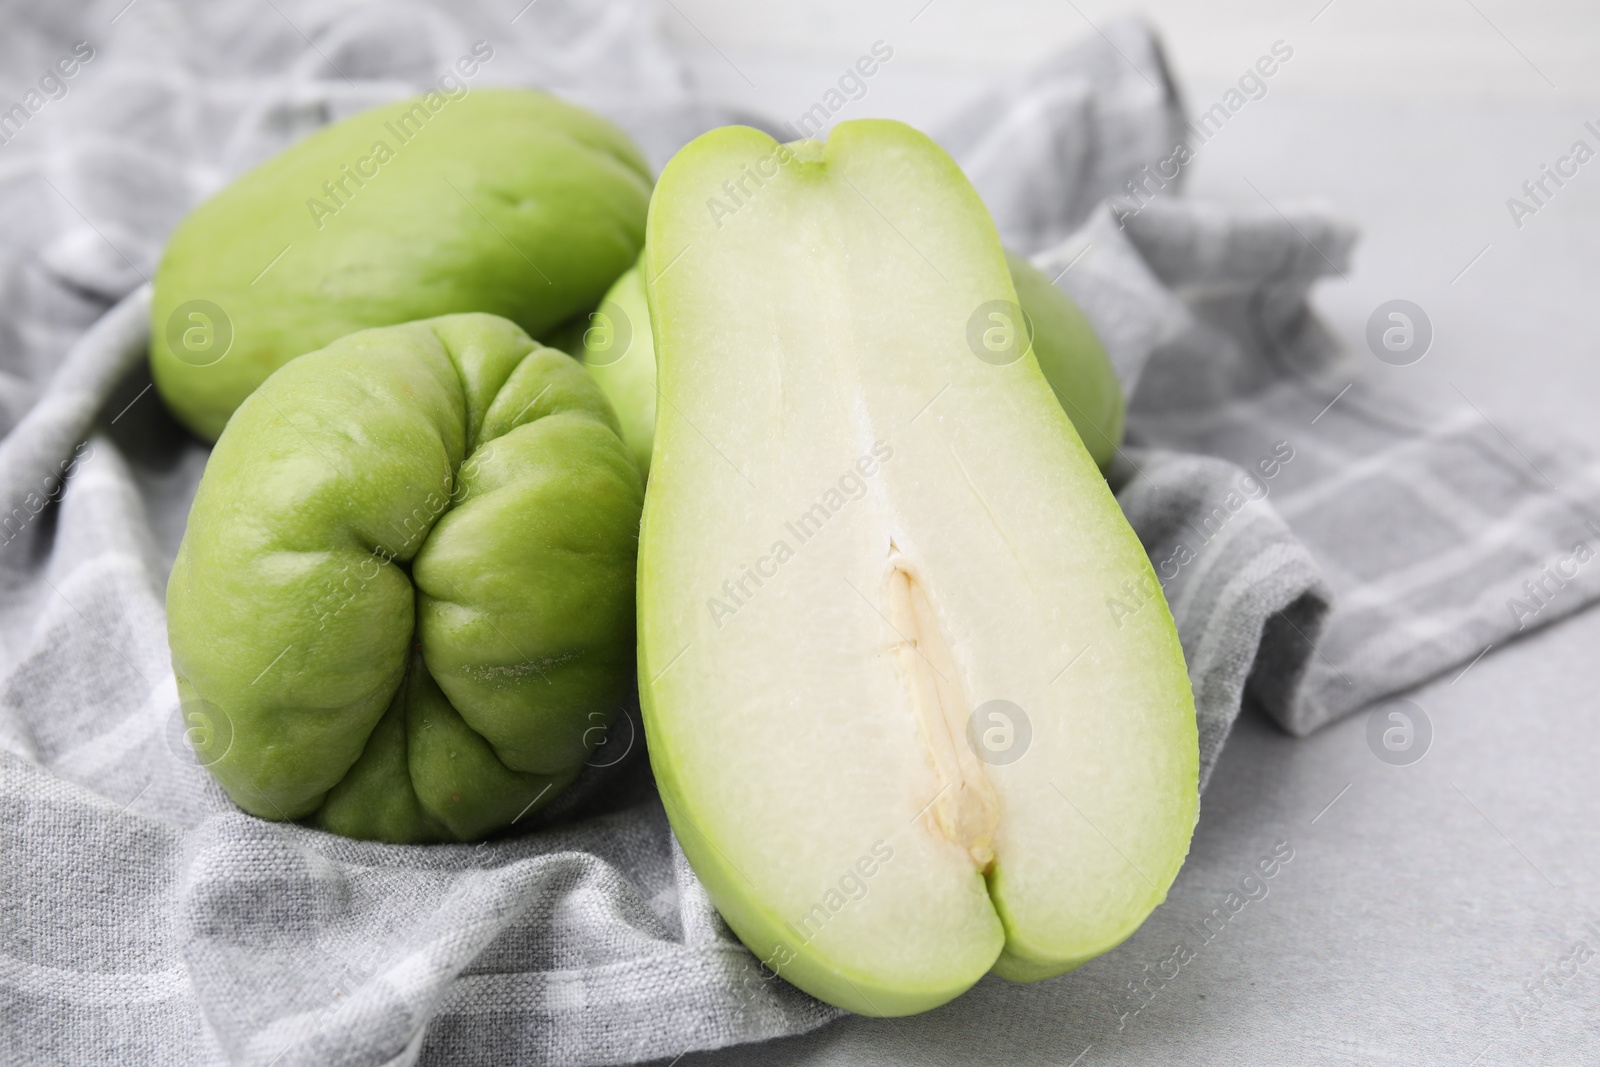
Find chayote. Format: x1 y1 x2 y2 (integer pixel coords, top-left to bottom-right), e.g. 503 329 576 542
152 89 652 440
1003 249 1124 470
584 248 1124 478
167 313 643 842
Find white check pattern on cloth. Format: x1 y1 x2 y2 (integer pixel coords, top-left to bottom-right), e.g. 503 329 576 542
4 4 1600 1066
1031 196 1600 778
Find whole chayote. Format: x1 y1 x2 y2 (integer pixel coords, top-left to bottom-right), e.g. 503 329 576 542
167 313 643 842
152 89 652 440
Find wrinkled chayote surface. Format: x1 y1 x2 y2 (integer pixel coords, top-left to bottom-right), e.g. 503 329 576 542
167 314 644 842
152 88 652 440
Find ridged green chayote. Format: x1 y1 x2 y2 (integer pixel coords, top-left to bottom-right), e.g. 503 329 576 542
152 88 652 440
166 313 643 842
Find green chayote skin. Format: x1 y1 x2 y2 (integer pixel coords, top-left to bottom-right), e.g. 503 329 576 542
581 261 656 476
152 88 652 440
583 249 1125 477
1004 250 1125 470
167 313 644 843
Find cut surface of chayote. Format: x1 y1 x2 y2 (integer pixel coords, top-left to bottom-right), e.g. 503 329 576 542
167 313 643 842
152 89 652 440
585 244 1124 479
637 122 1196 1015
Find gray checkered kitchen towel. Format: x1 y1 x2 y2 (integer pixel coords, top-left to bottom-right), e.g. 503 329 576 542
5 4 1600 1066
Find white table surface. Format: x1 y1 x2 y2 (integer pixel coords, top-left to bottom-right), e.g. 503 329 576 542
646 3 1600 1063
